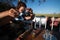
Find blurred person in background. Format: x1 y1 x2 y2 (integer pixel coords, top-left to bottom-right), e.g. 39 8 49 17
47 17 60 40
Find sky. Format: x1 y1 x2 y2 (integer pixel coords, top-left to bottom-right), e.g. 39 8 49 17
13 0 60 14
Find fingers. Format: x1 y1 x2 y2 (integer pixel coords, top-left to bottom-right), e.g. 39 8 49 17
9 8 16 13
9 8 18 17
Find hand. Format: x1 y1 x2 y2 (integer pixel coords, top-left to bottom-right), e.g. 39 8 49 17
8 8 18 17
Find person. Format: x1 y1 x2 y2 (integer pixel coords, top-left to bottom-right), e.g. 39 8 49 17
21 8 35 31
47 17 60 40
14 1 27 21
11 1 27 40
0 2 18 40
0 2 18 18
0 2 18 26
24 8 35 21
50 17 60 40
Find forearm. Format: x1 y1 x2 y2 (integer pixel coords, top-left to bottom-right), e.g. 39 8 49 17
0 11 9 18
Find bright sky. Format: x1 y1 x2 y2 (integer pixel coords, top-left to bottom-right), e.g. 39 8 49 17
13 0 60 14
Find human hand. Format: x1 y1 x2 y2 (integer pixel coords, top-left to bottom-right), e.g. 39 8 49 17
8 8 18 17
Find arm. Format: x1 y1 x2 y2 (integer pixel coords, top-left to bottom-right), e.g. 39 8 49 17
0 8 17 19
0 11 9 18
0 9 18 26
